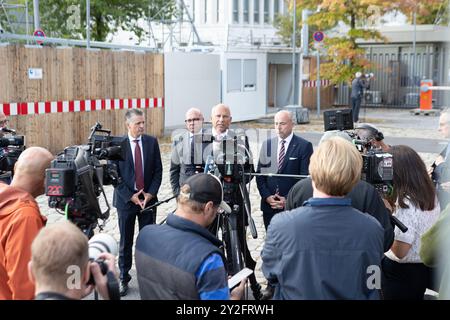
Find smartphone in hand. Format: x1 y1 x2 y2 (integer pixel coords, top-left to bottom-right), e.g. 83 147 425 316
228 268 253 290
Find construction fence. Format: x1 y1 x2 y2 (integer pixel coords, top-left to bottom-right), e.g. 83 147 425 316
0 44 164 154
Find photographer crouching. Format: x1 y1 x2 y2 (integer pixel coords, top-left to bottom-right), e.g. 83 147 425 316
28 221 120 300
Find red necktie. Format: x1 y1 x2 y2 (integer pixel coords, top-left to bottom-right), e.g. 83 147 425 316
278 140 286 173
133 140 144 191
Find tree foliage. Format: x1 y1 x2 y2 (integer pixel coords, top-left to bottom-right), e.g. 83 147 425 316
395 0 449 25
0 0 177 42
276 0 448 85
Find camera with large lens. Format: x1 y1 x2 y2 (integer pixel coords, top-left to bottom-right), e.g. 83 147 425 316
0 128 25 183
45 122 125 237
87 233 118 284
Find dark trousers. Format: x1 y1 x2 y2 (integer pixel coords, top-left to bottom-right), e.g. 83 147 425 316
351 97 362 122
263 209 282 230
381 257 435 300
118 205 155 282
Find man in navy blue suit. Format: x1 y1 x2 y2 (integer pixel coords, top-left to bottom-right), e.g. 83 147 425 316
257 110 313 230
112 109 162 296
256 110 313 300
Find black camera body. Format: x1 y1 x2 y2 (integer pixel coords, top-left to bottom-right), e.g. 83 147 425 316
0 134 25 182
322 108 393 195
362 150 393 194
45 123 125 237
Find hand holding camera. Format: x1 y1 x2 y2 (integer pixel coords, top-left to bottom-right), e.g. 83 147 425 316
87 252 118 299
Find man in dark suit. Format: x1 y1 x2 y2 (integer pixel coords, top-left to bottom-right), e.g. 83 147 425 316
205 103 262 300
170 108 208 196
256 110 313 230
112 109 162 296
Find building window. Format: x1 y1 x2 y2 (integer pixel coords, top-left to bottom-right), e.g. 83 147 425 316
243 59 257 91
254 0 260 24
264 0 269 23
227 59 257 93
233 0 239 23
274 0 280 18
228 59 242 92
243 0 249 23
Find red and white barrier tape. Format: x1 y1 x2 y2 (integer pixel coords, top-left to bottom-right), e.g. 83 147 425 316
0 97 164 116
303 80 331 88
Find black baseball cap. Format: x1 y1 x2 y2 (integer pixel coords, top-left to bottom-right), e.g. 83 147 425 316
183 173 231 213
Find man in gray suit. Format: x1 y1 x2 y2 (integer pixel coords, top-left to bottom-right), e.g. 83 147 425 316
170 108 206 196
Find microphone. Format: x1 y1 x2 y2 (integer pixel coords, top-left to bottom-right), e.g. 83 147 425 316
204 155 214 173
0 127 16 134
88 233 118 261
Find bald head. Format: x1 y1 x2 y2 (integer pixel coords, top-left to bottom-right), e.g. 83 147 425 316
211 104 232 134
274 110 294 139
12 147 54 197
185 108 204 134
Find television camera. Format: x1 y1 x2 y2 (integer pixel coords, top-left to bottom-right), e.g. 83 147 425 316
323 109 406 232
45 122 126 237
0 127 25 183
323 109 393 195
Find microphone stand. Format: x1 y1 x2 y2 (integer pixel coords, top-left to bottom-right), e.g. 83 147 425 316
245 172 309 179
141 194 177 225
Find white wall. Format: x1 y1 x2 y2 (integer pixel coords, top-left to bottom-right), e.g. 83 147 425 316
221 51 267 121
164 52 221 127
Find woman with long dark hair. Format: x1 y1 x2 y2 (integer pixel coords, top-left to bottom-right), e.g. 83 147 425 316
382 145 440 299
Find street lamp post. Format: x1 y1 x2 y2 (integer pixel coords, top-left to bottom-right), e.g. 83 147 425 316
292 0 297 105
86 0 90 48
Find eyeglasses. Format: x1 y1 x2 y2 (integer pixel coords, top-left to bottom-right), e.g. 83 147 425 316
185 118 201 123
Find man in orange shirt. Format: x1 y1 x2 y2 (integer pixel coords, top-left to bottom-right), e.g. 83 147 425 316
0 146 54 299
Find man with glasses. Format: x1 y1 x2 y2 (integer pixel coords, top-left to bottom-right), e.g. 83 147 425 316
170 108 207 196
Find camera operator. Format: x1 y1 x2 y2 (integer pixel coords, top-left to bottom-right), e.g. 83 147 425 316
285 130 394 253
351 72 371 123
204 103 262 299
0 147 54 299
170 108 208 196
262 137 384 299
135 173 245 300
431 108 450 209
354 123 390 152
112 109 162 296
28 220 118 300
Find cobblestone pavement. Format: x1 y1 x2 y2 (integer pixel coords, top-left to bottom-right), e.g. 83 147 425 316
35 108 441 299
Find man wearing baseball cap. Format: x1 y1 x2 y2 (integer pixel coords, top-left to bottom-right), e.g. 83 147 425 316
135 173 245 300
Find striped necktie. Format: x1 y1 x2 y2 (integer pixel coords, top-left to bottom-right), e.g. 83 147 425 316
278 140 286 172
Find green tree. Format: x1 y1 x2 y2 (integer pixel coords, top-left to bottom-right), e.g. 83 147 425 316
0 0 177 42
275 0 447 85
396 0 449 25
